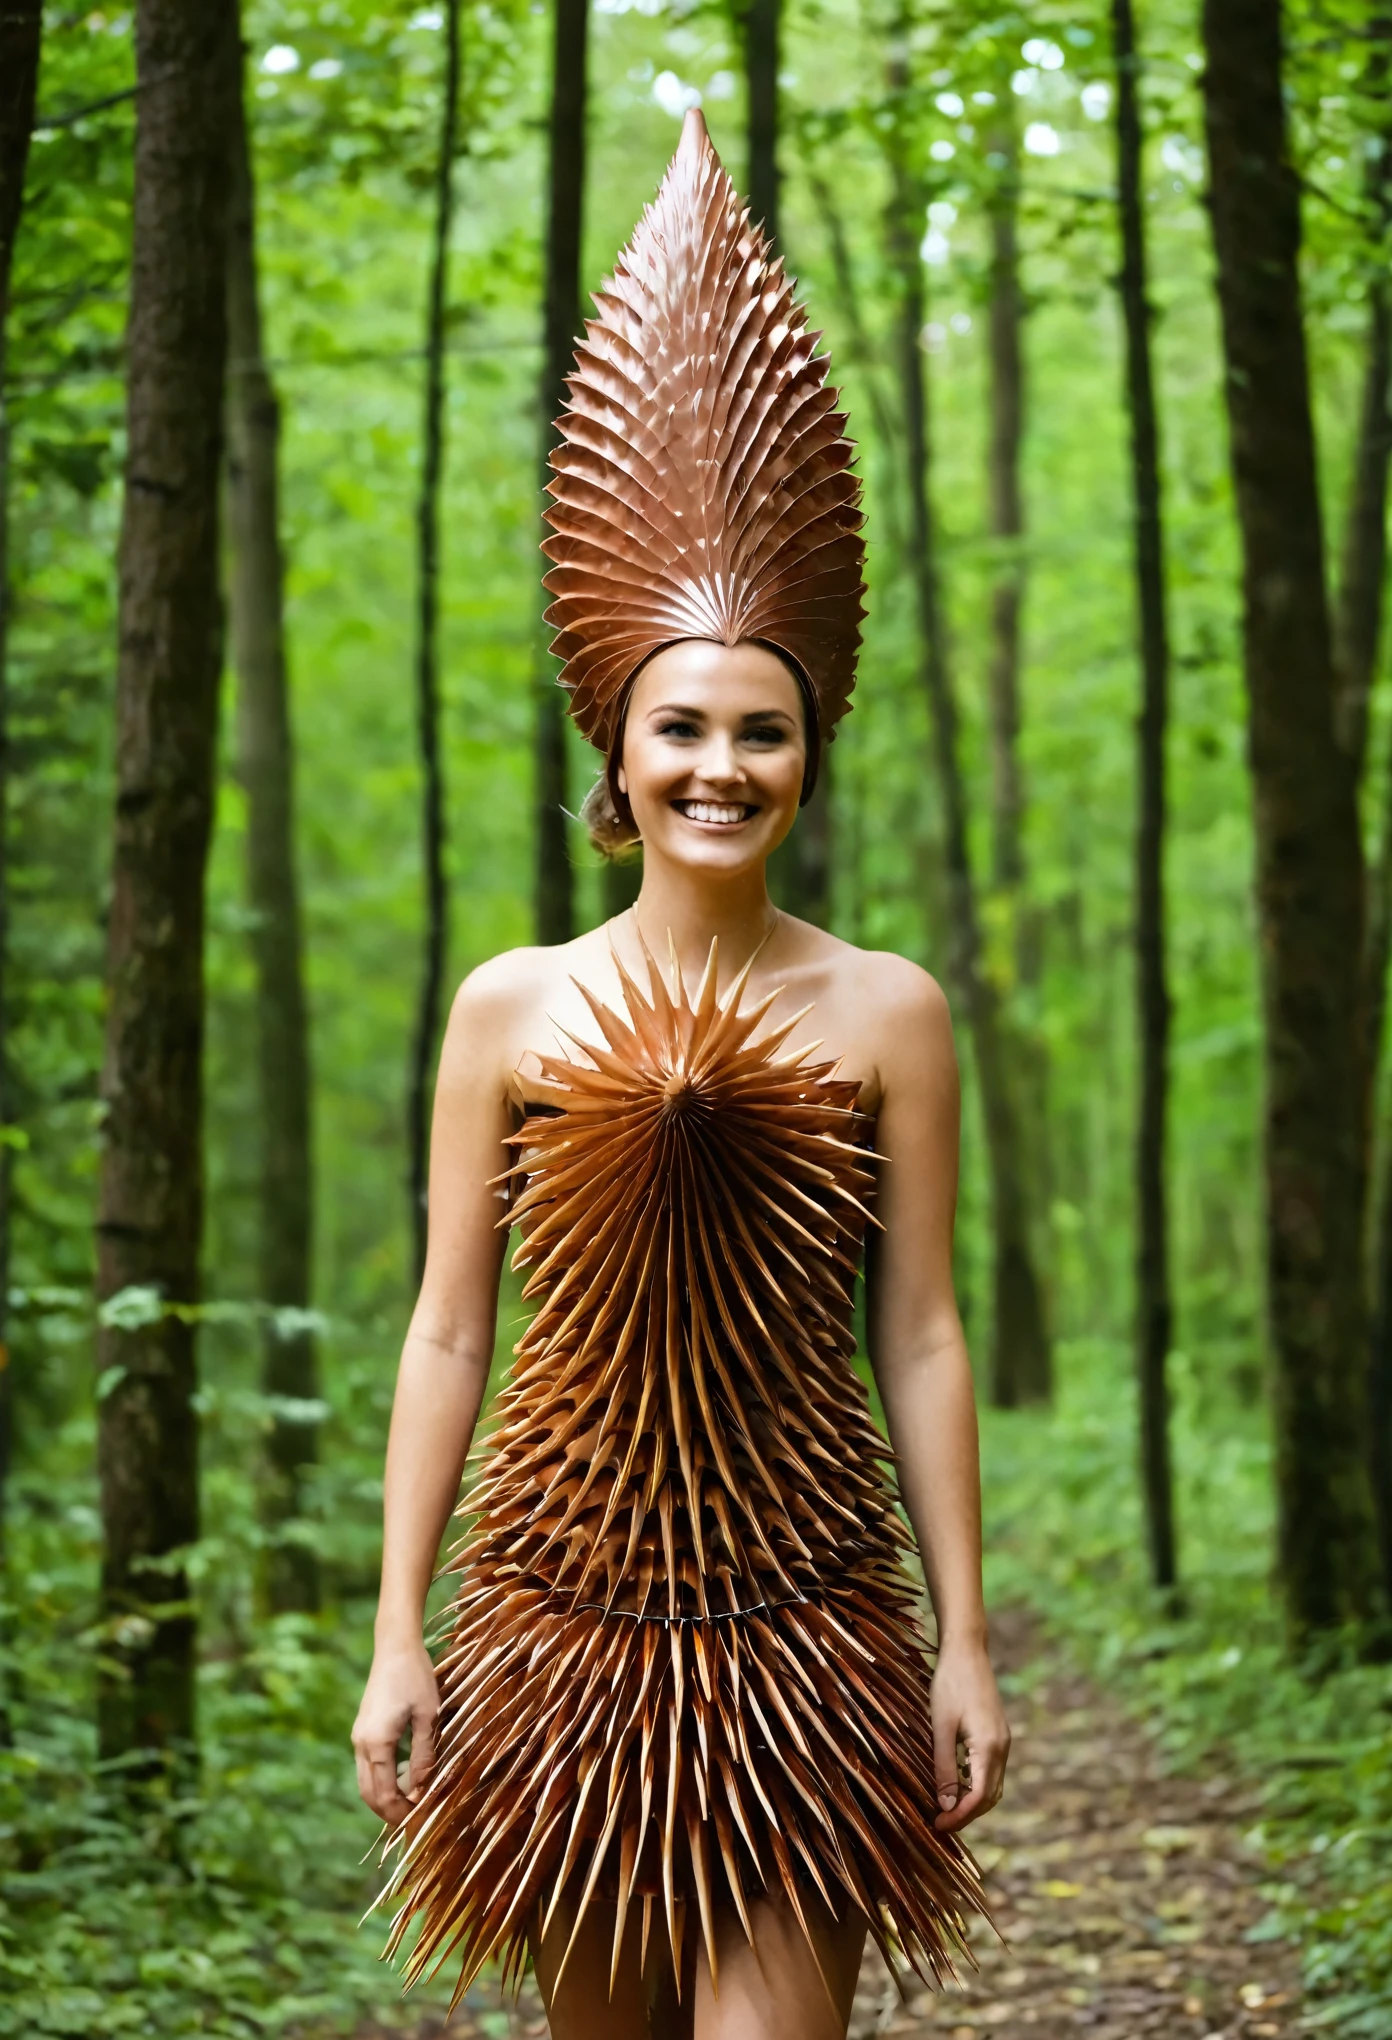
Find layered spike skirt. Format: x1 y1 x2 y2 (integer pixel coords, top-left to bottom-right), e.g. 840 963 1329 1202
381 944 989 2004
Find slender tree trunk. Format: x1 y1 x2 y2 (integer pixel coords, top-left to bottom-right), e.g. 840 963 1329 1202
1336 12 1392 785
0 0 43 1740
1350 19 1392 1062
804 164 904 553
983 90 1054 1354
1341 12 1392 1593
1201 0 1379 1635
745 0 831 926
744 0 779 245
533 0 588 947
96 0 235 1762
883 66 1051 1408
407 0 460 1282
984 102 1025 898
1112 0 1177 1593
225 37 319 1614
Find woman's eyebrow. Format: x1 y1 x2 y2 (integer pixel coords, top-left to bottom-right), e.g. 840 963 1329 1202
645 700 706 720
740 709 797 727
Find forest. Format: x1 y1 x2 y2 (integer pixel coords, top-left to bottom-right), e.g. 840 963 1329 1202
1 0 1392 2032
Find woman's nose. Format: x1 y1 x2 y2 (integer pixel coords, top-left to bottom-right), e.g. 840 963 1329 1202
693 735 742 784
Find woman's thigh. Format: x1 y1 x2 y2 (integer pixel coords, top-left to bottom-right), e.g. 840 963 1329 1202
693 1890 867 2040
529 1892 691 2040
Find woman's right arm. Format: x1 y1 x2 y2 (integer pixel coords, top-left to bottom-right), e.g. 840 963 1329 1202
351 965 520 1827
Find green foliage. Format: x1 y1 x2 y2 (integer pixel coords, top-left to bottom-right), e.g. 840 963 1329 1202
3 0 1391 2030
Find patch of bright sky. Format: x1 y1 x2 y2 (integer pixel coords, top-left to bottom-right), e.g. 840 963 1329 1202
1024 122 1061 156
653 69 701 118
1161 135 1204 179
262 44 300 74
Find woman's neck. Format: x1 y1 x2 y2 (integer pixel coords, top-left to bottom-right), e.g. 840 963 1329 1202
626 860 779 991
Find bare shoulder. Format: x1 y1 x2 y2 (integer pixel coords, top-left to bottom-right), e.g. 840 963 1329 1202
439 934 608 1092
856 946 950 1028
777 923 955 1108
792 924 951 1036
452 942 555 1017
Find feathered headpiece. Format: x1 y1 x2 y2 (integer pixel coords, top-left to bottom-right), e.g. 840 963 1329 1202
541 109 866 760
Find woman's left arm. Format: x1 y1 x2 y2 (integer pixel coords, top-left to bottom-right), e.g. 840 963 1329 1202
864 958 1010 1834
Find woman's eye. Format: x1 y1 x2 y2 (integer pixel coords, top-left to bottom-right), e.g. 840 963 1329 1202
743 725 786 746
656 718 699 739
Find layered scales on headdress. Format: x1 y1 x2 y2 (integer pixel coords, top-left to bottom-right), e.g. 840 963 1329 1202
378 118 989 2010
541 108 867 753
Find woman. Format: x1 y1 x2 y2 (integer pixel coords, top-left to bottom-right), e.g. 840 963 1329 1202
352 111 1008 2040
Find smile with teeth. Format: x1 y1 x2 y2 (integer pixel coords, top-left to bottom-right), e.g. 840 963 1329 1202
674 799 757 826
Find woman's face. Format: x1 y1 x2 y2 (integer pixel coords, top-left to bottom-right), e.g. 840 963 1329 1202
617 640 807 876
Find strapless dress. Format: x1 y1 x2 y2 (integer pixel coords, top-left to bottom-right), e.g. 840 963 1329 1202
382 943 987 2003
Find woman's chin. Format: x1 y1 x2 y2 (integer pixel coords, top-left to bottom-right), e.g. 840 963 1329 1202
646 824 775 872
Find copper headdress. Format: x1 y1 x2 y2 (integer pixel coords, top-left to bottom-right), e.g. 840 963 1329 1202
541 109 866 760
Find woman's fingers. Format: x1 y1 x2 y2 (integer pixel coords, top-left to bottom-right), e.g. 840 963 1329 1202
358 1735 415 1826
933 1701 964 1821
352 1645 442 1825
406 1699 438 1801
353 1698 417 1826
935 1724 1010 1834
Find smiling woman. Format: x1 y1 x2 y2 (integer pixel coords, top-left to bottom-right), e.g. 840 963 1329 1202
582 640 808 860
352 110 1008 2040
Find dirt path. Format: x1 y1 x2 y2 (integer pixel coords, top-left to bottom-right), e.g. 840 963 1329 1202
366 1621 1304 2040
847 1620 1303 2039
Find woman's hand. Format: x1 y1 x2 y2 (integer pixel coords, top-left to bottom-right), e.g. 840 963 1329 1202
931 1634 1010 1834
352 1639 440 1829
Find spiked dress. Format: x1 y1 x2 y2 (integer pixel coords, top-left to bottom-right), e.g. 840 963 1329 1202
380 111 990 2007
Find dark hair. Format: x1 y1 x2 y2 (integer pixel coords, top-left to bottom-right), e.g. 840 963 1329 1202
580 642 820 860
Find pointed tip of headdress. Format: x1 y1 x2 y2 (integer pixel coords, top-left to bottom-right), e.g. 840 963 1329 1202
676 105 713 169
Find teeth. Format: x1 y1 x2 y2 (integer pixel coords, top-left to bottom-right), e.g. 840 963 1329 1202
682 801 747 824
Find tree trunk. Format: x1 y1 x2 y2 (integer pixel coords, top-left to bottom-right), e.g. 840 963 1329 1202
1335 11 1392 784
744 0 779 246
0 0 42 1739
1341 12 1392 1594
533 0 588 947
96 0 235 1762
1201 0 1379 1635
1349 20 1392 1065
225 36 319 1615
745 0 831 927
882 65 1051 1409
407 0 460 1281
984 102 1025 897
983 89 1055 1361
804 163 903 553
1112 0 1177 1593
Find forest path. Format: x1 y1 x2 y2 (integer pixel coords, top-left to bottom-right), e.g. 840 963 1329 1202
847 1612 1304 2039
364 1615 1304 2040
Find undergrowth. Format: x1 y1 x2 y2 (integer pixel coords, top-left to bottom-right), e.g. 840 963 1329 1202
980 1337 1392 2039
4 1327 1390 2034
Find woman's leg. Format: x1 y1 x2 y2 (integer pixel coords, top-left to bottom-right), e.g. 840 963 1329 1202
692 1890 867 2040
529 1891 693 2040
